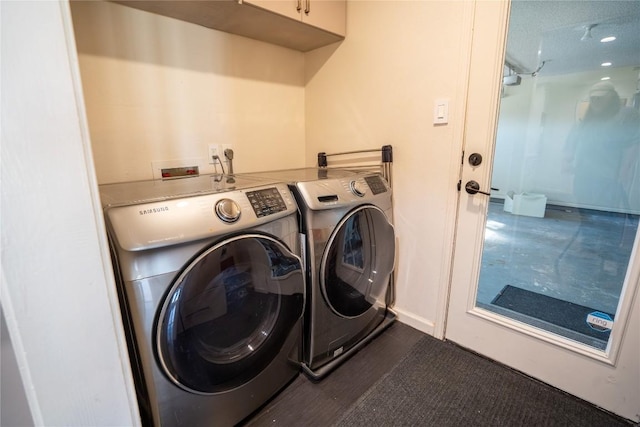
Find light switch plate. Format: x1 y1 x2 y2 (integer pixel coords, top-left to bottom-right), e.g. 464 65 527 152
433 98 449 125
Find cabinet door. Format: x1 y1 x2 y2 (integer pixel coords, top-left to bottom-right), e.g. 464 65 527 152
245 0 300 21
246 0 345 36
301 0 345 36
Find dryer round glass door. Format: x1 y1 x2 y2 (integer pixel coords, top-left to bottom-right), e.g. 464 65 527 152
156 234 304 394
320 205 395 318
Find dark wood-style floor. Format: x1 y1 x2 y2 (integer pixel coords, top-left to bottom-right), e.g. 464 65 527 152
242 321 425 426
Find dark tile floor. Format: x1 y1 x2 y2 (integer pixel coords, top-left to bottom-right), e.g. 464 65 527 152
242 322 633 426
242 322 424 426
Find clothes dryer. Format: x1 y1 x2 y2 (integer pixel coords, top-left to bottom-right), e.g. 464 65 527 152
100 174 305 427
239 168 396 379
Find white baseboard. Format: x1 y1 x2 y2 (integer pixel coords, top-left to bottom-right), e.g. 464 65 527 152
393 307 436 336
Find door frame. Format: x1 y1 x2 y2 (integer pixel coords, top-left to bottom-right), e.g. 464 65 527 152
443 0 640 421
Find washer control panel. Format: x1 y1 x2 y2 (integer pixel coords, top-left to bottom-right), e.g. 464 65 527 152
246 187 288 218
105 182 296 251
296 173 391 211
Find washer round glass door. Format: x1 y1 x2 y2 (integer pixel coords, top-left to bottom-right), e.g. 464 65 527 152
156 234 304 394
320 205 395 318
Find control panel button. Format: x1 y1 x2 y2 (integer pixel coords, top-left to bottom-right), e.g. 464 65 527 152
364 175 388 195
215 198 241 223
349 180 368 197
246 187 287 217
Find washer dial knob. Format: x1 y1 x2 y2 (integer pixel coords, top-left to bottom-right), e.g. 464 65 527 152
215 198 241 223
349 180 367 197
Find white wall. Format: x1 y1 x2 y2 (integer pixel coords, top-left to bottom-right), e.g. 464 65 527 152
305 0 473 334
71 1 307 184
1 1 138 425
72 1 473 336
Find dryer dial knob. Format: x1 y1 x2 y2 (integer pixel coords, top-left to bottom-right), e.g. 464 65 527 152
215 199 241 223
350 180 367 197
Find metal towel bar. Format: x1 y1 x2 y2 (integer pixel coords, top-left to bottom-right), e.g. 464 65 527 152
317 145 393 186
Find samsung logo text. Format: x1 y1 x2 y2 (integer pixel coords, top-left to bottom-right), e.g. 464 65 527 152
139 207 169 215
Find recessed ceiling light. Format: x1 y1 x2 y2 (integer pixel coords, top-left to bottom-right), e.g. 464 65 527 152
601 76 611 81
600 36 616 43
601 62 612 67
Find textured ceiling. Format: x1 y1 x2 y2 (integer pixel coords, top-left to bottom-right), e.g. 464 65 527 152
506 0 640 77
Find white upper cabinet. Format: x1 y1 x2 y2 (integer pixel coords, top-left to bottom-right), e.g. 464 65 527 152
245 0 346 37
113 0 346 52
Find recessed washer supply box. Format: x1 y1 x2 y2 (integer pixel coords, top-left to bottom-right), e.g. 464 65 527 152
504 192 547 218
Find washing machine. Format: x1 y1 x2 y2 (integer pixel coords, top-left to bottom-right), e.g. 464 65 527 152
99 174 305 427
239 168 396 380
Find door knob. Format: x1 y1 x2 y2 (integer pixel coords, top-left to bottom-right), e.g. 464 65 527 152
465 180 498 196
468 153 483 166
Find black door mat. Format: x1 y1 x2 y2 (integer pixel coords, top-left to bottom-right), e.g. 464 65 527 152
491 285 614 342
335 335 630 426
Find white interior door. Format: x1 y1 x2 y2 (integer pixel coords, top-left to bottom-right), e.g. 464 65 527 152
446 0 640 422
